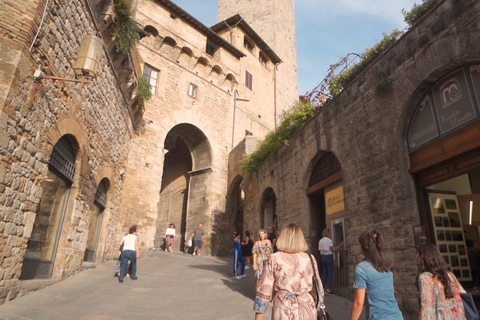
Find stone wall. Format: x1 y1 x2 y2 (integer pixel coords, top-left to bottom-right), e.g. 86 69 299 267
0 0 136 303
231 0 480 317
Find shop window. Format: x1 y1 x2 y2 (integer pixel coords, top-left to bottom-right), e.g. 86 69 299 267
245 70 253 91
143 64 159 95
21 135 76 279
188 83 198 99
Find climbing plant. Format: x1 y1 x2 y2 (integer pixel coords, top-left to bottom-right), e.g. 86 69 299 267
242 102 315 172
402 0 439 26
136 77 152 105
114 0 140 55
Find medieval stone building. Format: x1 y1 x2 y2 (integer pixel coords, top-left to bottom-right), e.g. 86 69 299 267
228 0 480 317
0 0 296 303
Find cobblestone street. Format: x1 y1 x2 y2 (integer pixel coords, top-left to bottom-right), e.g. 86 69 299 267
0 251 358 320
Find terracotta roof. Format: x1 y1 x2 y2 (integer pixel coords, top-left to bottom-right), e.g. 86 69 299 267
211 14 282 65
153 0 246 59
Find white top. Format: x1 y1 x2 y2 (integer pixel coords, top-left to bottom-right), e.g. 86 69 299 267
165 227 176 236
122 234 137 251
318 237 334 256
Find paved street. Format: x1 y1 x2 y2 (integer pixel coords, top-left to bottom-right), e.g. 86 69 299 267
0 251 359 320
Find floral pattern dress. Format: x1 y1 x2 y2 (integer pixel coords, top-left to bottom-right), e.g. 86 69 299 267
418 271 466 320
254 252 324 320
253 241 272 283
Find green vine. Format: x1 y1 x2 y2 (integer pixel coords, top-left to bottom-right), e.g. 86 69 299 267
137 77 152 105
402 0 438 26
114 0 140 55
242 102 315 172
328 29 403 96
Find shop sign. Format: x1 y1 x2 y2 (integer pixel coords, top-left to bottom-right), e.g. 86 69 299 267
325 184 344 215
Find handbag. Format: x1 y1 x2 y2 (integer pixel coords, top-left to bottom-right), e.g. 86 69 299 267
460 293 480 320
308 253 333 320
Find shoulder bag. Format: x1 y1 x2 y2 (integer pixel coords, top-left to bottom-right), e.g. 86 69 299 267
460 293 480 320
308 253 333 320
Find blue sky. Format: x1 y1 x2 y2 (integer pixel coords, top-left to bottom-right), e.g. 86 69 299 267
171 0 419 95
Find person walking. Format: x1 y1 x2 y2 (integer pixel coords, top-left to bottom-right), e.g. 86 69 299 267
254 223 324 320
232 232 246 279
241 230 253 268
118 225 139 283
318 227 343 295
192 224 205 256
165 223 175 253
252 228 272 286
350 230 402 320
416 243 466 319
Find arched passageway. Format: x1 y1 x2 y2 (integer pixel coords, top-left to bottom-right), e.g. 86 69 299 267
156 124 212 252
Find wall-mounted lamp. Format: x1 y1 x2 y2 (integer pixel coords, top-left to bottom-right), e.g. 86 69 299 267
28 35 104 107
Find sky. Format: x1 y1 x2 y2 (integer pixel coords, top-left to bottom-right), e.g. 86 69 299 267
171 0 419 95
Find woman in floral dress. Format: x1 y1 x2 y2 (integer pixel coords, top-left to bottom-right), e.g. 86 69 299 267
254 223 324 320
252 229 272 285
416 243 466 320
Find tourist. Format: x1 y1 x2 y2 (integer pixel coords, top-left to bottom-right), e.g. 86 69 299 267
118 225 139 283
241 230 254 268
318 227 343 295
254 223 324 320
350 230 402 320
165 223 175 253
416 243 466 319
267 225 277 253
252 228 272 286
192 224 204 256
232 232 246 279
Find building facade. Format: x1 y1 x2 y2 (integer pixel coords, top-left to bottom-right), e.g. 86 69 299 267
229 0 480 317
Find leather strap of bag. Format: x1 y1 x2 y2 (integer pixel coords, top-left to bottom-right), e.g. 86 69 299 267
308 253 326 313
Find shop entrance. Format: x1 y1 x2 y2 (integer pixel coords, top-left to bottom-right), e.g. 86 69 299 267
307 152 349 297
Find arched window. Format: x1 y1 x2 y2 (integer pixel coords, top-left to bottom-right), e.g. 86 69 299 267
259 52 268 67
21 135 76 279
244 36 255 54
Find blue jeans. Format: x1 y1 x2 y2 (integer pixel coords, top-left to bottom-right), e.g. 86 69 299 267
119 250 137 281
321 254 334 290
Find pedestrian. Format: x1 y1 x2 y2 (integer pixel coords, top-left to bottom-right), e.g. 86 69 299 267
254 223 324 320
252 228 272 286
118 225 139 283
184 232 194 254
267 225 277 253
232 232 246 279
416 243 466 319
165 223 175 253
241 230 253 268
318 227 343 295
192 224 205 256
350 230 403 320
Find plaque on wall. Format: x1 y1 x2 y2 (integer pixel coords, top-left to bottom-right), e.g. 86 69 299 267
432 69 476 134
427 191 472 281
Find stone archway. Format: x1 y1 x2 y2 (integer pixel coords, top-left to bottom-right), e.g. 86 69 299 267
260 187 277 230
156 124 213 253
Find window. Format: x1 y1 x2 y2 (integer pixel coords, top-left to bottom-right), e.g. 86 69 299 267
142 64 159 94
244 37 254 53
259 53 268 67
245 70 253 91
206 40 218 56
188 83 198 98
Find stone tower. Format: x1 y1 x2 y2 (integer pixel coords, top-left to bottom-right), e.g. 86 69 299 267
217 0 298 121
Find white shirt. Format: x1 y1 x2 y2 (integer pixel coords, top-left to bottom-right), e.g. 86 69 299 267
165 227 175 236
318 237 334 255
122 234 137 251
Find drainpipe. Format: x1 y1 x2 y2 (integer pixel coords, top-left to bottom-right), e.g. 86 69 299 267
232 90 249 149
223 18 243 44
274 63 279 128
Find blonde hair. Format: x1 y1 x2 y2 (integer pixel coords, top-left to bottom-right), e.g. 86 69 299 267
276 223 308 253
258 228 267 240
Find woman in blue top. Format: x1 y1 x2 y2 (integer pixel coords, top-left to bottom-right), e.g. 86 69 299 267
350 230 403 320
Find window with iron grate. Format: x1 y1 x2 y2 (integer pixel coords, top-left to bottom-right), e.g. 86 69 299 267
308 152 341 187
